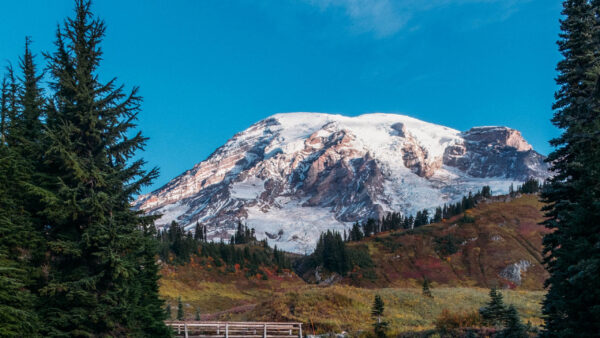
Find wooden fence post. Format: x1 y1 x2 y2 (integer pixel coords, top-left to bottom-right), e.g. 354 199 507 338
225 323 229 338
298 323 302 338
263 323 267 338
184 323 188 338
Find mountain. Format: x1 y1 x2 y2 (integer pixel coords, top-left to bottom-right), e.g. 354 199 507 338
135 113 548 253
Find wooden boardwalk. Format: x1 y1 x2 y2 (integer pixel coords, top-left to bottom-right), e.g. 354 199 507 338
166 321 303 338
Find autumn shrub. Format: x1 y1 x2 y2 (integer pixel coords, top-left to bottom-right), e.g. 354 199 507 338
434 309 484 333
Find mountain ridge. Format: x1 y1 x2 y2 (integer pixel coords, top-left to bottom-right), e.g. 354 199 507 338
136 112 549 253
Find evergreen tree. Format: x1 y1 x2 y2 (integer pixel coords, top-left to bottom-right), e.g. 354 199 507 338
177 297 184 321
195 308 201 321
35 1 167 335
497 305 527 338
479 287 507 327
165 304 172 320
422 278 433 298
349 222 363 241
433 207 443 223
371 294 388 338
0 40 46 337
194 221 204 241
541 0 600 336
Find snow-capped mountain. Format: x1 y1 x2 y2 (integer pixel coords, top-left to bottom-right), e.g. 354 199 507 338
135 113 548 253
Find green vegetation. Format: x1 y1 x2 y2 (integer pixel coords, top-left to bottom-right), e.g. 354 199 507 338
157 220 292 277
347 186 493 242
479 287 509 327
0 1 169 336
422 279 433 299
159 195 549 334
371 294 389 337
540 0 600 335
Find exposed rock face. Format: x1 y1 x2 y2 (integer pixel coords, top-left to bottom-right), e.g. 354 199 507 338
443 127 547 180
500 260 532 285
135 113 549 253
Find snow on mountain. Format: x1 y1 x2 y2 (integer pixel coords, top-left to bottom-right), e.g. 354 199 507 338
135 112 549 253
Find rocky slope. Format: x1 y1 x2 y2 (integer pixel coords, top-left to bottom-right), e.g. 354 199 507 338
135 113 549 253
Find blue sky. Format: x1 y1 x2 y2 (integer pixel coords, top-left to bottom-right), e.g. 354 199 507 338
0 0 563 193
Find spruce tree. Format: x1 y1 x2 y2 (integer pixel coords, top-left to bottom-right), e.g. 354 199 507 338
177 297 184 321
166 304 172 320
497 305 527 338
35 1 167 336
371 294 388 338
541 0 600 336
422 278 433 298
0 39 46 337
479 287 507 327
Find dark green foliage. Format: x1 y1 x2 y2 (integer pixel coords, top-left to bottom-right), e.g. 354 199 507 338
195 308 201 321
194 222 205 241
311 230 350 275
371 294 385 318
233 221 256 244
497 305 528 338
349 222 364 241
166 304 172 320
0 256 36 337
0 36 47 337
158 221 198 264
422 278 433 298
346 186 492 242
540 0 600 336
479 287 507 327
158 222 291 273
177 297 184 320
371 295 388 338
0 1 170 336
433 207 443 223
0 1 169 336
434 234 462 258
517 178 541 194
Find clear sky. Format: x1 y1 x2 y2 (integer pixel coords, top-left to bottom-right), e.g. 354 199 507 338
0 0 563 193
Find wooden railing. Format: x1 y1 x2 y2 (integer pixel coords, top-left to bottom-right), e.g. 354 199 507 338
166 321 303 338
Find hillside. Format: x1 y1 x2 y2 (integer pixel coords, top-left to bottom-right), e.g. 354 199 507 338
137 113 549 253
159 194 548 334
331 194 549 290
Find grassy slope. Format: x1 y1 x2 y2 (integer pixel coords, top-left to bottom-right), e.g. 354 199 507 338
343 194 549 290
159 194 548 334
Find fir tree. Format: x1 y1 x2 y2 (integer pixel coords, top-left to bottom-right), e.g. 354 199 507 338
177 297 184 321
541 0 600 336
422 278 433 298
497 305 528 338
371 295 388 338
0 40 46 337
479 287 507 327
194 221 204 241
166 304 172 320
195 308 201 321
36 1 167 335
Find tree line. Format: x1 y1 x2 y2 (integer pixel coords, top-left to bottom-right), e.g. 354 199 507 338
0 1 169 336
157 221 292 276
346 185 492 242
